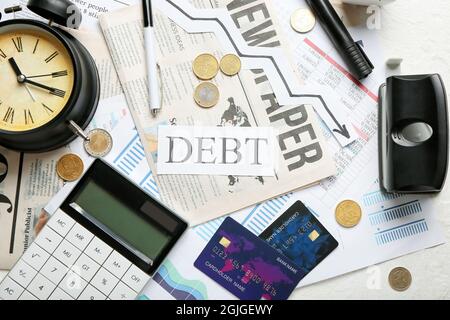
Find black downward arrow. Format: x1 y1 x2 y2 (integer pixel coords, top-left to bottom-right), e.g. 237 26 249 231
295 94 351 139
318 96 351 139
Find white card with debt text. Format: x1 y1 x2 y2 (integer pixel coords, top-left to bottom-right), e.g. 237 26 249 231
157 126 277 176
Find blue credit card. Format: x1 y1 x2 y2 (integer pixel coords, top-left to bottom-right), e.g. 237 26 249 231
259 201 338 274
194 218 306 300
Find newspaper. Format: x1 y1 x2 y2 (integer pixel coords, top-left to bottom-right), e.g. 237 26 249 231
0 1 133 270
99 3 336 225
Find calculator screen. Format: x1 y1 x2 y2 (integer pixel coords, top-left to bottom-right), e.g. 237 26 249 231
72 179 172 261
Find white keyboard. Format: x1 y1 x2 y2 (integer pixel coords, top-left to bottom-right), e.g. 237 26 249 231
0 209 150 300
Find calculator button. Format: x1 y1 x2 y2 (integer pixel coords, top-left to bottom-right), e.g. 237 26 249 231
104 251 132 279
35 227 63 254
59 270 88 299
91 267 119 296
109 282 136 300
19 291 38 300
22 243 50 271
53 240 82 267
66 223 94 251
47 209 76 237
122 265 151 293
28 273 56 300
41 257 69 285
0 277 24 300
71 254 100 282
85 237 113 265
48 287 74 300
8 260 38 288
79 285 106 301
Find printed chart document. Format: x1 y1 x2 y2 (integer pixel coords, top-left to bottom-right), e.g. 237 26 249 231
99 2 336 225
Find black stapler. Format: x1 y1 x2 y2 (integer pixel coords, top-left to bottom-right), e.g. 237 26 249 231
379 74 449 193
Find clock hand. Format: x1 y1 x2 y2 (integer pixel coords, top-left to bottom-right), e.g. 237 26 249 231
27 71 67 79
24 84 37 102
8 57 24 78
8 58 37 102
23 78 65 97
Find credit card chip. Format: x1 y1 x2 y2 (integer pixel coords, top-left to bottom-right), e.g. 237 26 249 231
308 230 320 241
219 237 231 248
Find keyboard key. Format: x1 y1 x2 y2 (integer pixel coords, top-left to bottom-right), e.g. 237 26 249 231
91 268 119 296
103 251 132 279
59 270 88 299
0 277 24 300
66 223 94 251
41 257 69 285
79 285 106 301
19 291 38 300
28 273 56 300
122 265 151 293
35 227 63 254
109 282 136 300
85 237 113 265
71 254 100 282
48 287 73 300
22 243 50 271
53 240 81 267
47 209 76 237
8 260 38 288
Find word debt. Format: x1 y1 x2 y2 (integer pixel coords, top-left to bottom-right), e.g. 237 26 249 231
157 126 277 177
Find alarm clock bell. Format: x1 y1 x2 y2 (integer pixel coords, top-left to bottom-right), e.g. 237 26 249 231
27 0 82 28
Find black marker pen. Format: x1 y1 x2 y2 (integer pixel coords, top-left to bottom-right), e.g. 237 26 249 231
306 0 374 80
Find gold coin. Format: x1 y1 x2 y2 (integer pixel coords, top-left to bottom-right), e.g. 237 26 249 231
194 82 220 109
220 54 241 76
335 200 362 228
56 154 84 182
389 267 412 292
291 8 316 34
84 129 113 158
193 53 219 80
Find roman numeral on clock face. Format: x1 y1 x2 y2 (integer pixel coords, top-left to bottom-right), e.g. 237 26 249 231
24 109 34 125
45 51 59 63
42 103 54 113
0 49 6 60
12 37 23 52
3 107 14 123
33 39 40 54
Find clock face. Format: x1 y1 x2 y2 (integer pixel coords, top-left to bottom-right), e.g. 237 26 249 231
0 23 75 132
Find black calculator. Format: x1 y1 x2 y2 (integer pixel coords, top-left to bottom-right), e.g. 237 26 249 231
0 160 188 300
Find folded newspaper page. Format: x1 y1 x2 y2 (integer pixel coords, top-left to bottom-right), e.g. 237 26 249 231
99 1 336 225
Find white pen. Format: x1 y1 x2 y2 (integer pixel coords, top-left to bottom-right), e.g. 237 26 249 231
143 0 161 116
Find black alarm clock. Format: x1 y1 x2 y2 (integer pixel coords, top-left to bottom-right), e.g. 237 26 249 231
0 0 100 152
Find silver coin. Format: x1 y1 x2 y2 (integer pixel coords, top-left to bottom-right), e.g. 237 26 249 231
0 163 7 176
291 8 316 34
84 129 113 158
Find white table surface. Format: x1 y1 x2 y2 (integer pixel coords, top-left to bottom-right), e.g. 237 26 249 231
1 0 449 300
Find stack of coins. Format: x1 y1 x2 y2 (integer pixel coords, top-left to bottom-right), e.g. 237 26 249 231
192 53 242 108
